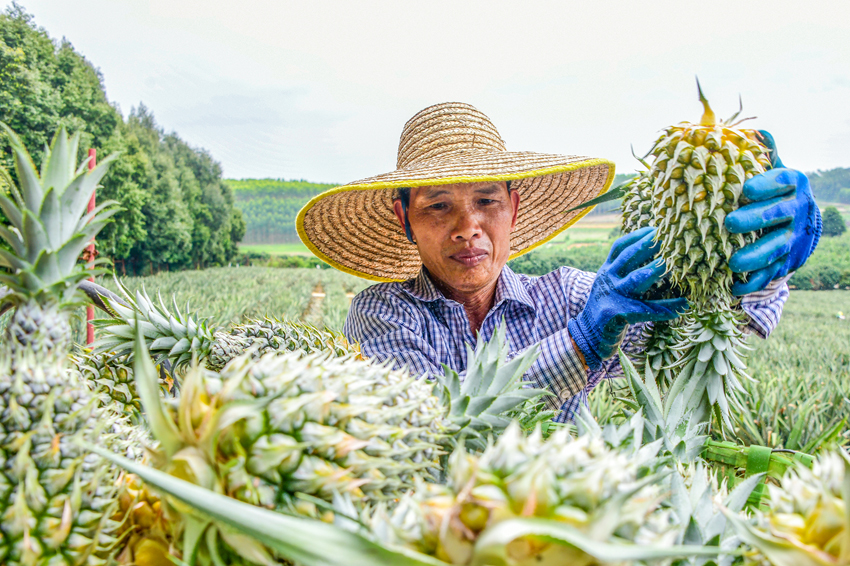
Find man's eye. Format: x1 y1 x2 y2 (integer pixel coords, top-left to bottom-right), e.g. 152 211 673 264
479 199 496 205
428 203 447 210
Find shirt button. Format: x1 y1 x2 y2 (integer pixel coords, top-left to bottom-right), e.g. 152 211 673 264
559 389 573 400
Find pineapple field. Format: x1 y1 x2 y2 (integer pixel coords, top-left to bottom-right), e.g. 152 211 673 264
2 89 850 566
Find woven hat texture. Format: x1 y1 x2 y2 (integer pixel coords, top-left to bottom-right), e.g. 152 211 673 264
297 102 615 281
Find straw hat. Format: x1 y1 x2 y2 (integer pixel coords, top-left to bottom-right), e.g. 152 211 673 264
297 102 615 282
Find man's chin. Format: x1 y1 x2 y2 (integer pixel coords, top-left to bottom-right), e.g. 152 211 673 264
441 262 499 291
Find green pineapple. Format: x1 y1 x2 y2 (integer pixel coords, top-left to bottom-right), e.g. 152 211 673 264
90 280 358 371
115 320 547 564
360 421 708 566
622 82 774 430
71 349 174 422
0 125 138 565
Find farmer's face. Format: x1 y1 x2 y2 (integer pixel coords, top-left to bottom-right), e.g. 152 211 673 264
393 182 520 296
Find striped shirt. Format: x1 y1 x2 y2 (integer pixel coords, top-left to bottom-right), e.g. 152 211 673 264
343 265 789 422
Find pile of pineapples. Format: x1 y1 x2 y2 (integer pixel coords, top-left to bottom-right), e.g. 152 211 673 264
1 98 846 566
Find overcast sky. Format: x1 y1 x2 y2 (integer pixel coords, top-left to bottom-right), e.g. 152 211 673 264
10 0 850 183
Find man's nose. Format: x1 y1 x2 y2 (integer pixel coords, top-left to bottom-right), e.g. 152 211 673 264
451 210 482 241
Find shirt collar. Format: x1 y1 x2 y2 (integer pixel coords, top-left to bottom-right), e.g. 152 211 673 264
402 265 535 312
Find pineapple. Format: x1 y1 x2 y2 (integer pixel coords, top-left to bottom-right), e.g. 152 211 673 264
365 422 683 565
110 473 175 566
0 126 139 565
90 280 358 372
71 349 175 422
117 321 547 563
728 451 850 566
622 81 774 430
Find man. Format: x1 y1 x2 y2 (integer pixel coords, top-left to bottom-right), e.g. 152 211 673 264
297 102 820 421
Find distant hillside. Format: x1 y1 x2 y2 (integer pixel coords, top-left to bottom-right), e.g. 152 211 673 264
228 167 849 245
226 179 336 244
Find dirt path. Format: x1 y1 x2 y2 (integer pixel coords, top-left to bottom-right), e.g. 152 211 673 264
301 282 325 327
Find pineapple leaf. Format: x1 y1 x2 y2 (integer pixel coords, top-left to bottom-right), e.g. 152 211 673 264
0 224 23 256
474 517 723 564
0 192 23 231
722 508 823 566
39 185 61 249
22 210 49 263
564 182 627 213
86 444 450 566
133 317 182 457
0 246 26 271
40 128 75 194
724 472 764 514
3 124 43 212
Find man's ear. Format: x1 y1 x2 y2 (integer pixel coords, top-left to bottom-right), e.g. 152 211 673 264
392 199 407 233
509 188 521 231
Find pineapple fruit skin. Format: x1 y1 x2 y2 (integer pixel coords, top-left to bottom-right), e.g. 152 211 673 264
0 334 143 566
646 123 770 304
148 351 450 510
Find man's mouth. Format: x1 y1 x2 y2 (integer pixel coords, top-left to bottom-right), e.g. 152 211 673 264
450 248 488 267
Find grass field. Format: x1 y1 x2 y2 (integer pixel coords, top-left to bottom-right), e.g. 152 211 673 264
238 242 312 256
5 262 846 449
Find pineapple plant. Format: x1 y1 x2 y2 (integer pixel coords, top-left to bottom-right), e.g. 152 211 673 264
621 81 775 431
365 422 680 565
89 279 358 372
0 125 141 565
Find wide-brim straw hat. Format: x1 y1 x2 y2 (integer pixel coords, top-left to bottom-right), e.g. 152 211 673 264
297 102 615 282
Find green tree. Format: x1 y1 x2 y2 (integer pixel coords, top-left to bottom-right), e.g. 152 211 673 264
822 206 847 237
0 5 244 273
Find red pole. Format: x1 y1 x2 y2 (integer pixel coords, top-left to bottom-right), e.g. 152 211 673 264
86 148 96 345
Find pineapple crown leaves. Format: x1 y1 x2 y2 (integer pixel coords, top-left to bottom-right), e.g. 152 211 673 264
740 450 850 566
617 348 709 462
668 463 763 565
0 124 121 304
92 276 218 368
433 320 548 448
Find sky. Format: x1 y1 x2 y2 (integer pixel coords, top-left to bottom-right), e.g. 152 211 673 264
9 0 850 183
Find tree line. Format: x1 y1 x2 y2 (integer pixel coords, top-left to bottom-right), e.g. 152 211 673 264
0 4 245 275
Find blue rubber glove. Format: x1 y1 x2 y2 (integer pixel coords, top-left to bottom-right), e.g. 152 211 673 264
725 131 822 296
568 226 689 370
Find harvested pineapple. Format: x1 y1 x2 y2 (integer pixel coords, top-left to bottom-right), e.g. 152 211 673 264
368 422 676 565
0 126 141 565
90 280 358 371
623 82 774 430
111 318 546 563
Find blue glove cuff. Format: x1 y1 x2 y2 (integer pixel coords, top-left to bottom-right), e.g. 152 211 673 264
568 316 603 371
809 205 822 260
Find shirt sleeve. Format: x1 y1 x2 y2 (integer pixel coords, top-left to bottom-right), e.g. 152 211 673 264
344 282 588 414
739 275 791 338
344 289 444 378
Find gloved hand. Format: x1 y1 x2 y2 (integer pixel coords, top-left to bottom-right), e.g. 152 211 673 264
568 226 689 370
725 131 821 296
